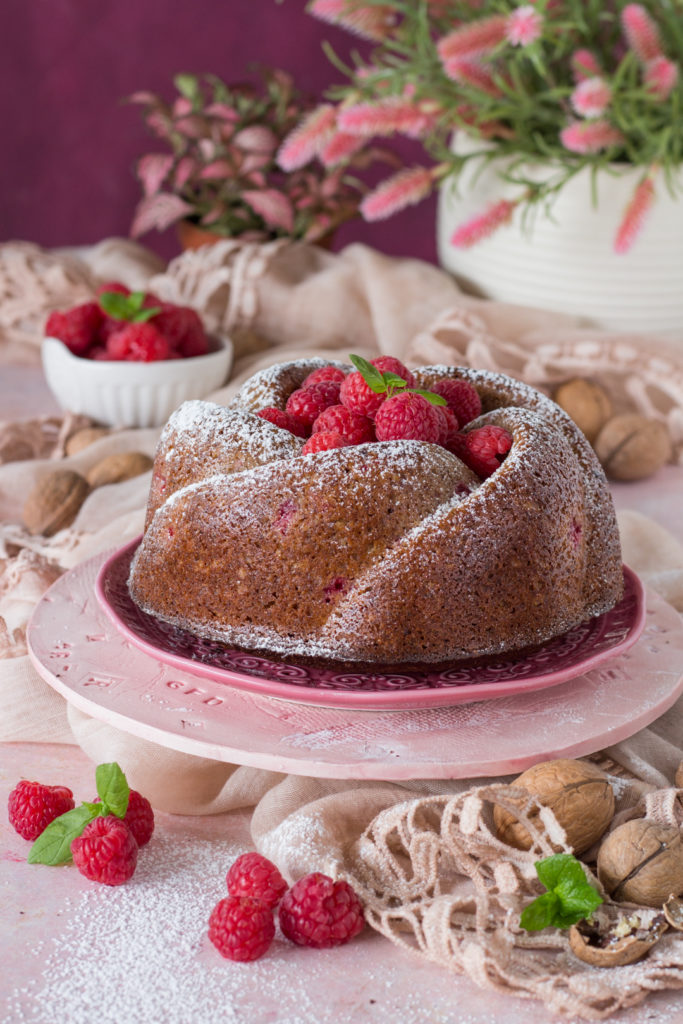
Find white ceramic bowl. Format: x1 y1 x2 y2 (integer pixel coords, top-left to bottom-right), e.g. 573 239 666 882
42 335 233 428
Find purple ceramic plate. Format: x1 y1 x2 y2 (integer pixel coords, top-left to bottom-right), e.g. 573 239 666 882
94 539 646 710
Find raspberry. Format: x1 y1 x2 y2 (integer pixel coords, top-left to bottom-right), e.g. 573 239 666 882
71 815 138 886
439 405 460 447
431 378 482 428
208 896 275 961
8 781 75 841
151 304 209 358
45 303 102 356
312 405 375 445
371 356 416 388
226 853 287 908
96 281 130 298
302 366 346 387
301 431 350 455
94 790 154 847
256 407 308 438
339 372 386 418
106 322 171 362
279 872 365 949
374 392 444 443
449 425 513 478
286 381 341 431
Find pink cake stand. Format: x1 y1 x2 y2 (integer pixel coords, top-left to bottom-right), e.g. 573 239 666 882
27 548 683 780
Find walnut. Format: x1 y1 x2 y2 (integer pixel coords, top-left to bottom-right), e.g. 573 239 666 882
569 905 668 967
663 895 683 931
594 414 672 481
675 761 683 789
65 426 110 456
597 819 683 906
554 378 613 443
494 759 615 854
86 452 153 488
23 470 90 536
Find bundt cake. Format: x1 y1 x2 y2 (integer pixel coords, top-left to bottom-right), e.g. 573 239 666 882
128 358 624 667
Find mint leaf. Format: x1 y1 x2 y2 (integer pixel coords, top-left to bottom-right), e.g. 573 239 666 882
380 371 408 391
28 805 99 866
412 388 447 406
349 354 386 394
95 762 130 818
98 291 136 321
130 305 161 323
520 853 603 932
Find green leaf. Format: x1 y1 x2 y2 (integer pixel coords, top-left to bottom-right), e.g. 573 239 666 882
95 762 130 818
98 291 137 321
520 891 559 932
380 371 408 391
130 305 161 323
520 853 603 932
174 73 200 103
349 353 386 394
411 388 447 406
27 805 99 866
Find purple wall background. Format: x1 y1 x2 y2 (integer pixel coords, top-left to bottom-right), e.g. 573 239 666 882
1 0 437 266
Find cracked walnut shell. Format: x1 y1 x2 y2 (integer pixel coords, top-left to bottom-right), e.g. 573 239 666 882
597 819 683 907
23 469 90 537
494 759 615 854
569 906 668 967
594 414 672 481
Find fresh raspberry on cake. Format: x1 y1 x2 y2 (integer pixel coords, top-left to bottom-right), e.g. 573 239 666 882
312 405 375 445
449 425 513 478
71 815 138 886
286 381 342 430
301 430 351 455
257 407 308 438
438 406 460 447
226 852 287 908
302 365 346 386
151 304 209 358
375 392 444 443
279 872 365 949
106 322 171 362
8 780 75 841
45 303 102 356
208 896 275 961
370 356 416 388
431 378 482 427
339 371 386 418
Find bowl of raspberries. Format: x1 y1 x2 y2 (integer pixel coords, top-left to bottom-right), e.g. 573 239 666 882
42 282 233 428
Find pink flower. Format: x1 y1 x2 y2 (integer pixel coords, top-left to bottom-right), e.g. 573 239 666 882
571 49 602 83
614 173 656 254
560 120 625 154
360 166 434 221
506 6 543 47
644 56 679 100
621 4 662 63
570 78 612 118
451 198 519 248
277 105 337 171
443 58 501 96
338 99 435 139
436 17 507 63
307 0 396 41
319 131 367 167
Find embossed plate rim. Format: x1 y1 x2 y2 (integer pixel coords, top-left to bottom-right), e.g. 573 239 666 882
93 538 646 711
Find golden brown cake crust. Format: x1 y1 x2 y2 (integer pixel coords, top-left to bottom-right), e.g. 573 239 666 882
128 361 624 666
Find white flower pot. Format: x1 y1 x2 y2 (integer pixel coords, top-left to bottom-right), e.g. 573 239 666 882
437 148 683 338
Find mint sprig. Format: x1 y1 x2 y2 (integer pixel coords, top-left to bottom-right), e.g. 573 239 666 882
349 353 447 406
98 290 161 324
520 854 603 932
28 762 131 867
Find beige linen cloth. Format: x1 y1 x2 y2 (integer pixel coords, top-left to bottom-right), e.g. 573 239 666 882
2 238 683 1019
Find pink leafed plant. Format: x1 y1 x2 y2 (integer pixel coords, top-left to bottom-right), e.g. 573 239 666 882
450 198 520 248
614 172 657 254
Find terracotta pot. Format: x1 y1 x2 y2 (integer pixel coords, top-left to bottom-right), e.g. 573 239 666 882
177 219 336 252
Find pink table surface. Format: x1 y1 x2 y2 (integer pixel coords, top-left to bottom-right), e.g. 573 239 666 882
2 362 683 1023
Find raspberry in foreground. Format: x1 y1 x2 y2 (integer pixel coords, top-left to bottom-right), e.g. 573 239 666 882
92 789 154 847
449 424 513 478
8 781 75 841
431 378 482 428
279 872 365 949
208 896 275 961
71 815 138 886
339 371 386 419
301 431 350 455
45 303 102 356
257 407 308 438
312 405 375 445
374 392 444 443
227 852 288 908
286 381 342 430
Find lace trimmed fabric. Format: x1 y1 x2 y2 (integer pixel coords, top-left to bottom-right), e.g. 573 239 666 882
347 784 683 1021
